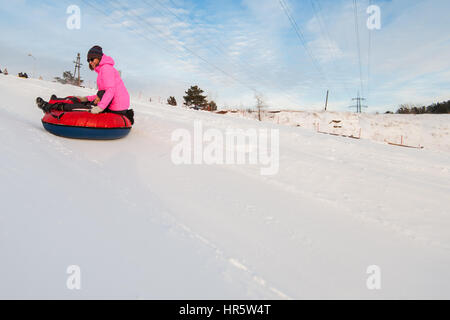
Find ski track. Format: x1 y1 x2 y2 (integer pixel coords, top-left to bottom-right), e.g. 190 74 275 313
127 105 450 298
135 101 450 251
1 77 450 299
0 93 285 299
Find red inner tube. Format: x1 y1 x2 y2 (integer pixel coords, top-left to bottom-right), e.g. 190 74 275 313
42 111 132 129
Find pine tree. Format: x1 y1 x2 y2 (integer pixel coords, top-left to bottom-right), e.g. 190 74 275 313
167 96 177 106
54 71 83 86
183 85 208 109
208 100 218 111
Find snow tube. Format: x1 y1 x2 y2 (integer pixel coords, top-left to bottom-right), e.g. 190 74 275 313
42 111 132 140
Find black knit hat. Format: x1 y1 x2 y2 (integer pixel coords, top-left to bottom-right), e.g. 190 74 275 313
87 45 103 62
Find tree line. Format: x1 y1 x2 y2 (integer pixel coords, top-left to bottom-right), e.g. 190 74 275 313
396 100 450 114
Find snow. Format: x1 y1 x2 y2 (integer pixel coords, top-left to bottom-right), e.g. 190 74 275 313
224 109 450 152
0 75 449 299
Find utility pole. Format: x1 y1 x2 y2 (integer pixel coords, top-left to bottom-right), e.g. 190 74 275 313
324 90 329 111
348 91 368 113
28 53 36 78
73 53 82 86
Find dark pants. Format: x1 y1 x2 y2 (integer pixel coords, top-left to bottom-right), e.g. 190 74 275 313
47 93 134 124
58 103 128 116
58 103 92 112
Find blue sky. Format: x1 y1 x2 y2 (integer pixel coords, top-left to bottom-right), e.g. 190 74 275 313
0 0 449 112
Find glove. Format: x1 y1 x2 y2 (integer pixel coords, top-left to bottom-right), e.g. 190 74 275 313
90 106 104 114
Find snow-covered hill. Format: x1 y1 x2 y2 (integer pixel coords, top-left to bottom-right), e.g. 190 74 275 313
1 75 450 299
224 109 450 153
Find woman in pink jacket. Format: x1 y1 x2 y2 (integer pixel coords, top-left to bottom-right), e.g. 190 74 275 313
81 45 130 114
36 46 133 123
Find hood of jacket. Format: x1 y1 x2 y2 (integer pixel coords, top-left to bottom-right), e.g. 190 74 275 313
95 54 115 73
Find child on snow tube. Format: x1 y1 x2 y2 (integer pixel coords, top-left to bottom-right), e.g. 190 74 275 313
36 46 134 124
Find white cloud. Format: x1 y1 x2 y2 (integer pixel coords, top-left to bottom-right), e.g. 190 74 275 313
1 0 449 111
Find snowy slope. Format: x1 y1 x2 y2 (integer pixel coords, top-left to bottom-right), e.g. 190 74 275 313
1 75 450 299
225 110 450 152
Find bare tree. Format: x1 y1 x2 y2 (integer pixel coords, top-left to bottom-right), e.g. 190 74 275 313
255 94 265 121
54 71 83 86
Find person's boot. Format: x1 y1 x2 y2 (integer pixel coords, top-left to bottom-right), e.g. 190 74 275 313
36 97 53 113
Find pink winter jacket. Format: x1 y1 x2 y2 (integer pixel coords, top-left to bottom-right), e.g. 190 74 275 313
87 54 130 111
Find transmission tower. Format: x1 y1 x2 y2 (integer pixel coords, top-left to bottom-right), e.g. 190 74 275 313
73 53 82 86
349 91 368 113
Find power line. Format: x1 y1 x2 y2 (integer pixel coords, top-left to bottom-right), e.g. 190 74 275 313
278 0 330 86
78 0 223 89
309 0 353 98
105 0 305 107
352 0 364 97
151 0 316 105
81 0 261 95
79 1 180 59
72 0 352 108
99 0 311 108
166 0 180 9
367 0 373 105
146 0 302 105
